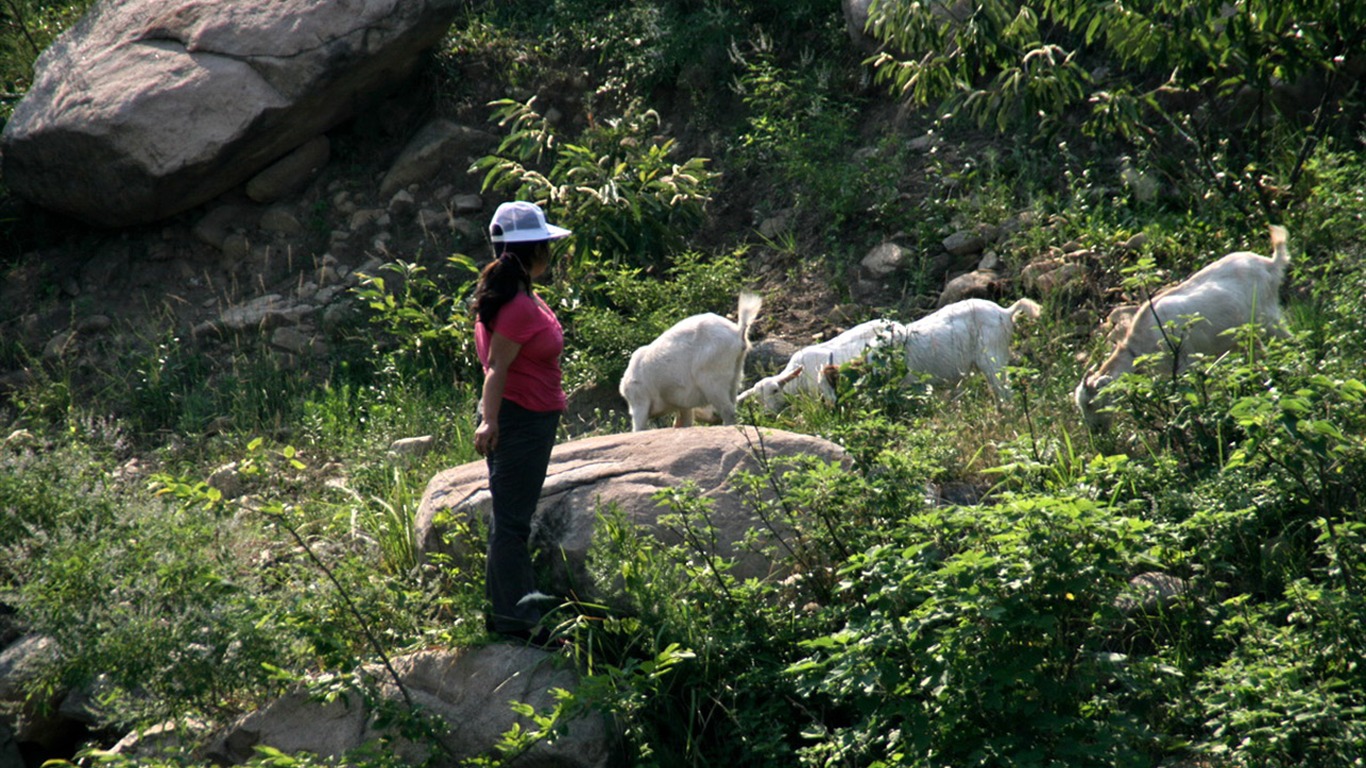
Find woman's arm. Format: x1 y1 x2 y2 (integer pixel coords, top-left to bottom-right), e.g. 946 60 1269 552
474 331 522 456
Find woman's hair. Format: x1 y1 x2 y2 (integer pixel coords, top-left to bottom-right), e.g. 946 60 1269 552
473 239 546 328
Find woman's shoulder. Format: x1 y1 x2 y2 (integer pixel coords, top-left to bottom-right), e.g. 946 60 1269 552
498 291 551 324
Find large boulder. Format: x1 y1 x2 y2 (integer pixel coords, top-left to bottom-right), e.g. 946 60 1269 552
0 634 79 757
205 646 614 768
0 0 460 227
415 427 849 596
842 0 878 52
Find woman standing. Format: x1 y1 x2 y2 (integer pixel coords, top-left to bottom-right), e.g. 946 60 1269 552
472 201 571 645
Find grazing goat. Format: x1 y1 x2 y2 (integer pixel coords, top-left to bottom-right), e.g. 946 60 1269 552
738 298 1040 411
620 292 763 431
1074 225 1291 430
899 297 1041 402
737 319 906 411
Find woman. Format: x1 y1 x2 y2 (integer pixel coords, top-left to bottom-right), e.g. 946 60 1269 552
472 201 571 645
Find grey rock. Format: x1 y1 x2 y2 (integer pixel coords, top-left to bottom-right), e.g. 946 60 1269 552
450 193 484 214
75 314 113 334
1116 572 1188 615
860 242 909 280
936 269 1001 307
0 635 58 701
842 0 878 52
42 330 75 361
215 294 314 332
387 189 416 218
378 119 499 200
348 208 387 232
943 230 986 257
908 133 939 152
416 427 848 599
270 326 322 356
207 647 614 768
208 462 245 499
1021 257 1087 296
193 204 262 250
1 0 460 226
112 719 213 760
258 206 305 237
416 207 451 230
748 337 801 377
246 135 331 204
757 209 794 240
388 435 435 458
221 233 253 262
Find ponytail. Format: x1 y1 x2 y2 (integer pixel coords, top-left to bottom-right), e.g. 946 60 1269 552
473 241 539 328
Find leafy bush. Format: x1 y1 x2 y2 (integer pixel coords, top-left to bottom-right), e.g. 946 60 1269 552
730 40 861 221
1192 545 1366 765
867 0 1366 213
1 447 289 726
473 98 716 269
0 435 120 562
788 493 1160 766
470 0 841 122
352 255 482 389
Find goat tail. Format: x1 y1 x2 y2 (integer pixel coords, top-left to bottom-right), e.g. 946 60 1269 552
1268 224 1290 273
1006 297 1043 321
731 292 763 404
736 291 763 346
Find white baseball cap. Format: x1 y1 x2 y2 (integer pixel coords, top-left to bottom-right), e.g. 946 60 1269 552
489 201 572 243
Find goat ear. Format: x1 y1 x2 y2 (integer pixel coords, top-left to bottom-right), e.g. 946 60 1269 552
778 366 804 385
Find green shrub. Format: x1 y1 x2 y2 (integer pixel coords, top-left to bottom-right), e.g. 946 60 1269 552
467 0 841 123
1193 561 1366 765
351 255 482 390
867 0 1366 215
473 98 715 270
731 41 860 219
788 494 1160 766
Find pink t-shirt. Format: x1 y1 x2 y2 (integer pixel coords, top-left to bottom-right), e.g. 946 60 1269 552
475 291 567 413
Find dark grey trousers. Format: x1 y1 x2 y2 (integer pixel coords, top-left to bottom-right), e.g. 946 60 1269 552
484 399 560 634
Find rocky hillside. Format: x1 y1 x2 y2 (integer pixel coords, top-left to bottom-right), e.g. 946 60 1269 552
0 2 891 421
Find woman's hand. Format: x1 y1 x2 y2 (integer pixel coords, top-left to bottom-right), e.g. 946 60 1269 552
474 418 499 456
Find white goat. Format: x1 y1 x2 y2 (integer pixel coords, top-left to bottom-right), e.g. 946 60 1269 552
738 298 1040 411
899 297 1042 401
737 319 905 411
1074 225 1291 430
620 292 763 431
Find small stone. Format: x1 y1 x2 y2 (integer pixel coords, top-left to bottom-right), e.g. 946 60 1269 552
388 435 435 458
943 230 986 257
